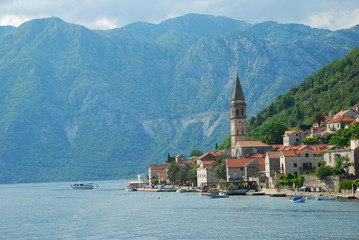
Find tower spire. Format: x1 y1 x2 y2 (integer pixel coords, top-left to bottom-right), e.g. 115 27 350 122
232 75 245 102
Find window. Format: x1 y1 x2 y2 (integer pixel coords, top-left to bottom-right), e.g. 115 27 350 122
293 163 297 167
236 109 239 116
241 108 244 116
305 153 309 157
294 172 298 177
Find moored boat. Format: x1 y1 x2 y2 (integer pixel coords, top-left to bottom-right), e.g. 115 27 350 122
176 188 187 193
315 195 336 200
290 196 306 202
70 182 97 189
208 191 229 198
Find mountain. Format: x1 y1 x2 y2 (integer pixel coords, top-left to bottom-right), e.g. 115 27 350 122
247 46 359 139
0 14 358 183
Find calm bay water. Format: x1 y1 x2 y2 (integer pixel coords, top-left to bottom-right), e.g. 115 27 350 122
0 180 358 240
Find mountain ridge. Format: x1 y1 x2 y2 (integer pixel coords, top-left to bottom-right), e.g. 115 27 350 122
0 14 358 183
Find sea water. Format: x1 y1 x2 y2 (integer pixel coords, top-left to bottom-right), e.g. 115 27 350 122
0 180 358 240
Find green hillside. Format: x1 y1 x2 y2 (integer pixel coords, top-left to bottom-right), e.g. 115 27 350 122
247 47 359 140
0 14 358 183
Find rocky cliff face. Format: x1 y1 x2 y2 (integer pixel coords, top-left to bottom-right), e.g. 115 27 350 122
0 14 358 183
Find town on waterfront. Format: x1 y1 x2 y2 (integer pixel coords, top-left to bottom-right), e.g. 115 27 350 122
127 76 359 200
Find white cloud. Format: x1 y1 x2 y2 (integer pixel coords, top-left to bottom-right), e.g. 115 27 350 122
91 18 118 30
0 15 30 26
305 8 359 30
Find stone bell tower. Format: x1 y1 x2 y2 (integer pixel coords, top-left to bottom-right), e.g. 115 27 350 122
230 75 246 156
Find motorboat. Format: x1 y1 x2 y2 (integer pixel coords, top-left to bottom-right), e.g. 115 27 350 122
315 195 336 200
208 191 229 198
70 182 97 189
290 196 306 202
176 188 187 193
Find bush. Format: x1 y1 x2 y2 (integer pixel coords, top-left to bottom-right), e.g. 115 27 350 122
339 179 353 190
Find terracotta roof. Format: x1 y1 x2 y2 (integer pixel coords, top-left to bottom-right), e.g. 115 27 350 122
178 161 196 167
226 158 256 168
266 151 281 158
334 110 350 117
237 141 270 147
281 150 299 157
326 115 355 123
258 158 265 171
149 164 170 170
284 130 297 136
197 152 217 161
158 172 167 177
270 144 283 149
251 153 264 158
200 160 216 168
209 152 221 157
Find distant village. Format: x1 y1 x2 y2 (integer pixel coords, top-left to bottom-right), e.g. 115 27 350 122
146 76 359 193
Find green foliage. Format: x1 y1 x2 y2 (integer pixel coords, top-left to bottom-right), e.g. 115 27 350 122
302 137 320 144
249 121 287 144
248 47 359 139
339 179 353 190
166 162 197 185
217 136 231 150
212 158 227 180
315 162 333 180
277 173 303 187
332 156 351 175
328 122 359 147
190 150 203 157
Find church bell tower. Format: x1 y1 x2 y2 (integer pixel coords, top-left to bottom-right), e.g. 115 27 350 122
230 75 246 157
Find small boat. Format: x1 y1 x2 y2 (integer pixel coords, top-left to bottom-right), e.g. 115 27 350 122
176 188 187 193
70 182 97 189
125 188 135 192
315 195 336 200
208 191 229 198
290 196 306 202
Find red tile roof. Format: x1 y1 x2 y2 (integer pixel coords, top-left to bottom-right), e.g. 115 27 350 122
266 151 281 158
149 164 170 170
334 110 350 117
226 158 256 168
270 144 283 149
158 172 167 177
326 115 355 123
281 150 299 157
237 141 270 147
251 153 264 158
197 152 217 161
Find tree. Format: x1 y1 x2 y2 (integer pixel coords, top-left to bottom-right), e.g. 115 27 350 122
190 150 203 157
212 158 227 180
257 121 287 144
166 163 182 184
312 112 325 126
315 162 333 180
332 156 351 175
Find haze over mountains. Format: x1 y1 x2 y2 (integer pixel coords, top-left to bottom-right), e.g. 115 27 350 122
0 14 358 183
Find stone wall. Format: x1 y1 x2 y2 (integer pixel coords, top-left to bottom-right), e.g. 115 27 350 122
303 175 342 192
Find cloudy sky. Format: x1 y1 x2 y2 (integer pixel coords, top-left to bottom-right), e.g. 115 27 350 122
0 0 358 30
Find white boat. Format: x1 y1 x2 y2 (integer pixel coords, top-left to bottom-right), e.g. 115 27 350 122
176 188 187 193
125 188 135 192
315 195 336 200
208 191 229 198
70 182 97 189
290 196 306 202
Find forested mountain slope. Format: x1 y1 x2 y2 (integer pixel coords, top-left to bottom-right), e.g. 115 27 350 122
0 14 358 183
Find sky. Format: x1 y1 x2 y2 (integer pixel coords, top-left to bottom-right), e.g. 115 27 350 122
0 0 358 31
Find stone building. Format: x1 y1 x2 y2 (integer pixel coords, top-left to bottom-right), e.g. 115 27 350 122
279 145 324 176
264 151 281 178
283 130 307 146
196 160 218 187
226 157 259 181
